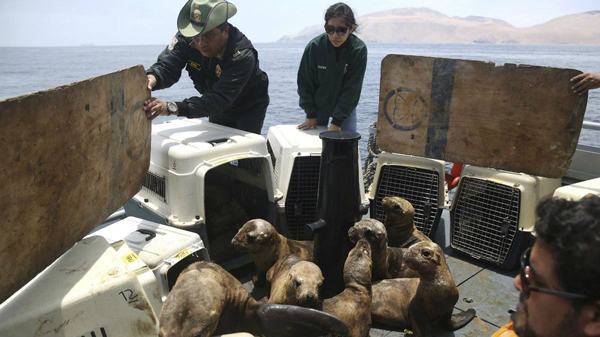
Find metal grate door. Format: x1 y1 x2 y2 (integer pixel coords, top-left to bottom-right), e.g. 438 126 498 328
451 177 520 265
373 165 441 237
285 156 321 240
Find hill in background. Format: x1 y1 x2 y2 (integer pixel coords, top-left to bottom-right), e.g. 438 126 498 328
277 8 600 45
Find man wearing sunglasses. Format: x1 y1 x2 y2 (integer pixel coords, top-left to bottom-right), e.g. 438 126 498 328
496 195 600 337
143 0 269 134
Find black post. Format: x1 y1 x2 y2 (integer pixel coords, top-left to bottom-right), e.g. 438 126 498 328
305 131 364 298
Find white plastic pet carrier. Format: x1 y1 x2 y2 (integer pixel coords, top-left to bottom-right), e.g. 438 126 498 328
89 216 209 302
267 125 369 240
367 152 447 238
127 119 280 264
553 177 600 200
0 236 160 337
450 165 560 269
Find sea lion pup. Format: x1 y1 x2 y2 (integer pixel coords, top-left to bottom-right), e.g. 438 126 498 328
348 218 418 280
266 254 323 310
159 262 348 337
371 241 476 336
158 261 261 337
231 219 313 286
323 239 373 337
382 196 431 247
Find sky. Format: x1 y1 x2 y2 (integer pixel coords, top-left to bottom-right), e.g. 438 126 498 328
0 0 598 47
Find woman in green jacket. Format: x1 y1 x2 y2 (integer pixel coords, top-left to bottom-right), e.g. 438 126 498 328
297 2 368 132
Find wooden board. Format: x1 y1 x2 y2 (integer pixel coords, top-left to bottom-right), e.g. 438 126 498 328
376 55 588 178
0 66 151 303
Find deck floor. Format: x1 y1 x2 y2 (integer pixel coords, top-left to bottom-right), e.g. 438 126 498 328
237 211 519 337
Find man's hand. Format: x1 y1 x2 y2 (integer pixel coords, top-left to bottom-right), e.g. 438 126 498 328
297 118 317 130
147 75 157 91
570 73 600 95
143 97 167 120
328 124 342 131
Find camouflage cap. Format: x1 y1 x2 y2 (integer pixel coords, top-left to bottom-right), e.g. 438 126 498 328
177 0 237 37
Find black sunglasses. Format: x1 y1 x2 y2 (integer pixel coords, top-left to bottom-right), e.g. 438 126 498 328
325 25 351 36
520 247 590 300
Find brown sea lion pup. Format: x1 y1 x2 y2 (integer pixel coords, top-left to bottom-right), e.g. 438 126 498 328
266 254 323 310
371 241 476 336
231 219 313 286
323 239 373 337
159 262 349 337
348 218 418 280
158 261 261 337
382 196 431 247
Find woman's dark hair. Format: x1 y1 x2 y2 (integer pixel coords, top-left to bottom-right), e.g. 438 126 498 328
324 2 358 30
535 196 600 301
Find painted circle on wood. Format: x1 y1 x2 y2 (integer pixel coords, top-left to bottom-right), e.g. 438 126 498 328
125 101 149 161
382 87 428 131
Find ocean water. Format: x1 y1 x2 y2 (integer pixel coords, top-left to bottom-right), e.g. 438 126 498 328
1 43 599 159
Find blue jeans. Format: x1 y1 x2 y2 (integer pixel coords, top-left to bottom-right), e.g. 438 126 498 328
316 109 357 132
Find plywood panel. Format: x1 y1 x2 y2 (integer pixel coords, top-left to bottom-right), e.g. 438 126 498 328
0 66 151 303
377 55 588 178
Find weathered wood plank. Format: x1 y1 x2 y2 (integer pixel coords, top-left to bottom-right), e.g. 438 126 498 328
0 66 151 303
376 55 588 178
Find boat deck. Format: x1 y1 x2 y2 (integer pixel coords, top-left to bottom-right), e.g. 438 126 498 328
235 210 518 337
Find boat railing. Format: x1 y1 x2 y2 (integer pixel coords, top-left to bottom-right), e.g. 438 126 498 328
583 121 600 131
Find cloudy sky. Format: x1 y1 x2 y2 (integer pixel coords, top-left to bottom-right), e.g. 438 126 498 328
0 0 598 46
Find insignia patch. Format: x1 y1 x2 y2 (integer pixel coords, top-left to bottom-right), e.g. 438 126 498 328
168 37 178 51
192 9 202 23
233 51 241 58
188 60 201 71
215 64 222 78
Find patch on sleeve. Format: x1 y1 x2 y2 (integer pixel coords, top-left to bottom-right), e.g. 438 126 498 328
232 50 241 58
168 37 178 51
188 60 201 71
215 64 222 78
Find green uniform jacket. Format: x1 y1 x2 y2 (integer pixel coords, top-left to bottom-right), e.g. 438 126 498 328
297 33 367 126
146 24 269 118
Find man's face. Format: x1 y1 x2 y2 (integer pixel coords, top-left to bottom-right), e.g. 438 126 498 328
192 25 229 58
513 242 585 337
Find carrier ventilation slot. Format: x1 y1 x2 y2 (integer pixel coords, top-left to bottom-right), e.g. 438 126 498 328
142 171 167 203
374 165 441 237
232 157 263 176
451 177 520 265
285 156 321 240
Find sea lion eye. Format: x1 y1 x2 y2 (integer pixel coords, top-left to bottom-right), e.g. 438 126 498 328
247 235 256 243
422 249 431 257
294 280 301 288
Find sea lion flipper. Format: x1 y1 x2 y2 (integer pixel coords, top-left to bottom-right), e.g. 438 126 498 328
447 308 477 330
257 304 349 337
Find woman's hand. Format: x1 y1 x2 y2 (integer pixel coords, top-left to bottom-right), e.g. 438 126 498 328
297 118 317 130
328 124 341 131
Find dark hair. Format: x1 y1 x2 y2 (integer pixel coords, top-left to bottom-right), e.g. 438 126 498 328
324 2 358 31
534 196 600 301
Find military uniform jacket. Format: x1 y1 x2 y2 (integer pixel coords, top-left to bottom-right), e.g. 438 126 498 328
147 24 269 118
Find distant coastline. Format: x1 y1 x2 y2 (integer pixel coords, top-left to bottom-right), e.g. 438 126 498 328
278 8 600 45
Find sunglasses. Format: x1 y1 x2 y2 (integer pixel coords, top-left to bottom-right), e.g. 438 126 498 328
325 25 351 36
520 247 590 300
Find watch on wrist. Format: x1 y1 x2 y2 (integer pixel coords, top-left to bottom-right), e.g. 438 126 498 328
167 102 178 116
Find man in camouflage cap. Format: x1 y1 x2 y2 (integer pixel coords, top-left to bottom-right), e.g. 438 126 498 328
144 0 269 134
